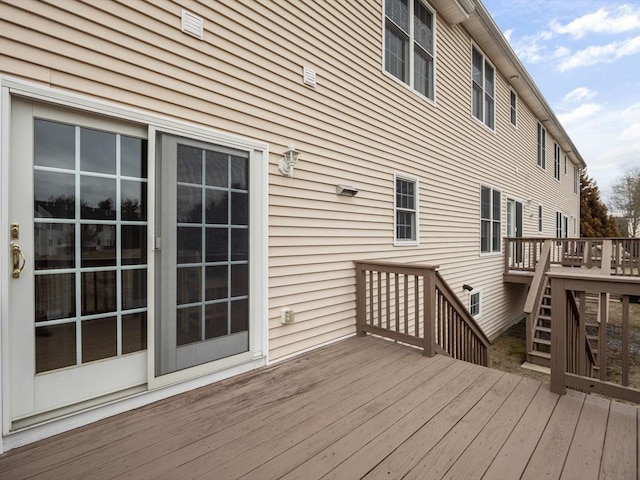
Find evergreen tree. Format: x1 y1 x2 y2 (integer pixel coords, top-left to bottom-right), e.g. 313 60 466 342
580 171 618 237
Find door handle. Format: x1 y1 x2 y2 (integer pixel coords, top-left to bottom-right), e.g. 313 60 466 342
11 243 25 278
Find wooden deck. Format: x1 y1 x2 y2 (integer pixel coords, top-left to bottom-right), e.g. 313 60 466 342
1 336 638 480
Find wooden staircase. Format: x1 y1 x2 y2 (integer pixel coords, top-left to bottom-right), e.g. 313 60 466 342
528 279 551 367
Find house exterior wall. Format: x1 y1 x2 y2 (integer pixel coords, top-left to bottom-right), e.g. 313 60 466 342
0 0 579 364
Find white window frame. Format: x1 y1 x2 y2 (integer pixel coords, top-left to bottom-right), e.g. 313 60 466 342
538 204 543 233
480 185 501 254
554 142 561 181
383 0 437 103
469 290 482 319
394 172 419 246
556 211 569 238
564 154 568 176
574 165 580 195
509 89 517 128
537 123 546 170
471 45 496 131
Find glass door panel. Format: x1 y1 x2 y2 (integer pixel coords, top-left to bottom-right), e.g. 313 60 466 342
157 134 250 376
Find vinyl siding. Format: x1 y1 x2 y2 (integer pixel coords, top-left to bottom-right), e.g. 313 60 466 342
0 0 581 359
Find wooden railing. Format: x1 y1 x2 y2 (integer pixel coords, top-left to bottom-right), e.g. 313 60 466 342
354 261 489 366
505 237 640 277
549 271 640 403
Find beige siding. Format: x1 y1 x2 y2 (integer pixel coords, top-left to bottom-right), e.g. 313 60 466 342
0 0 581 358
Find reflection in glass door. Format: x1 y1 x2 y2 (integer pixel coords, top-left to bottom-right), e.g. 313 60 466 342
157 135 250 376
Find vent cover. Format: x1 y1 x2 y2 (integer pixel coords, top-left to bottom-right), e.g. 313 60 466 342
303 66 317 87
181 10 204 39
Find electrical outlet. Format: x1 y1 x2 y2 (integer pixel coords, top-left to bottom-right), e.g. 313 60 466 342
281 308 295 325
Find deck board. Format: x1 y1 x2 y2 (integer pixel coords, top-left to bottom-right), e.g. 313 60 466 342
0 335 637 480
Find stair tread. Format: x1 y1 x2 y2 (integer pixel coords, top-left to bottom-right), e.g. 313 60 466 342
529 351 551 359
533 338 551 345
535 326 551 333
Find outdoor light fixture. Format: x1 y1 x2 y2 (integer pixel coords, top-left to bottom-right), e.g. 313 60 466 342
336 184 359 197
463 284 474 291
278 145 299 177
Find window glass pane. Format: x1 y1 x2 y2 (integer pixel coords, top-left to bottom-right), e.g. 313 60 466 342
81 271 117 315
386 0 409 30
122 268 147 310
396 211 415 240
230 298 249 334
480 187 490 219
472 85 482 121
206 190 228 225
177 266 201 305
206 227 228 263
35 223 75 270
177 186 202 223
492 222 501 251
492 190 501 219
485 95 494 129
80 128 116 174
231 263 248 297
81 176 116 220
177 145 202 184
36 323 76 373
34 171 75 218
413 0 432 53
121 136 147 178
82 317 117 363
177 307 202 346
205 265 228 301
485 64 494 97
385 24 408 82
177 226 202 264
34 119 75 169
35 273 75 322
231 155 248 190
121 180 147 221
231 192 248 225
81 224 116 267
206 151 228 187
231 228 249 261
205 303 228 339
472 48 483 86
481 220 489 252
122 312 147 354
414 49 433 99
122 225 147 265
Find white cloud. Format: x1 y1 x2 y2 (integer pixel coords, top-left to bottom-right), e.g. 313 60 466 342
558 103 603 125
558 35 640 71
550 5 640 39
563 87 596 104
507 31 556 63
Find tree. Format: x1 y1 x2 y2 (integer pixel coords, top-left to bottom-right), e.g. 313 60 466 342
580 171 618 237
609 166 640 237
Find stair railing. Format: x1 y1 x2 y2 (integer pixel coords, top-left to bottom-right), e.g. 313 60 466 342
524 240 551 357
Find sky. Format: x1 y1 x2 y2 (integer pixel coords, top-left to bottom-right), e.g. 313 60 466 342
482 0 640 204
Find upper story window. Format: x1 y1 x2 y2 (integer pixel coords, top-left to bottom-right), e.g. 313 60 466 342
510 90 517 127
480 185 501 253
395 173 419 244
574 165 580 194
537 123 546 169
384 0 435 101
554 143 561 181
564 154 568 175
472 46 495 130
538 205 543 233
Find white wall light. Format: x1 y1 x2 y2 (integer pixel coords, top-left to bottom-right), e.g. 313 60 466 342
278 146 299 177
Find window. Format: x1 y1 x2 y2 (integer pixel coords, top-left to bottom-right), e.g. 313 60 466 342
574 165 579 194
538 205 543 233
537 123 546 169
510 90 517 127
384 0 435 100
470 291 481 318
472 46 495 129
480 185 501 253
395 174 418 244
564 154 567 175
554 143 561 180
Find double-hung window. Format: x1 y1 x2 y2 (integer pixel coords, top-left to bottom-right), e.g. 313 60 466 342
537 123 546 169
395 174 418 244
554 143 561 180
384 0 435 100
480 185 501 253
538 205 543 233
470 291 481 319
472 46 495 129
574 165 580 194
556 211 568 238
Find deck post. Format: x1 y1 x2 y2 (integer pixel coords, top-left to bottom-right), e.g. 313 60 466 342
355 262 366 336
423 267 436 357
550 276 567 395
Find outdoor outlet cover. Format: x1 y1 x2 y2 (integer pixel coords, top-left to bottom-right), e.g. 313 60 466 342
281 308 295 325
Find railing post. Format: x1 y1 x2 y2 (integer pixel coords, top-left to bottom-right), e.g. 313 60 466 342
355 262 366 336
550 276 567 395
423 267 436 357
